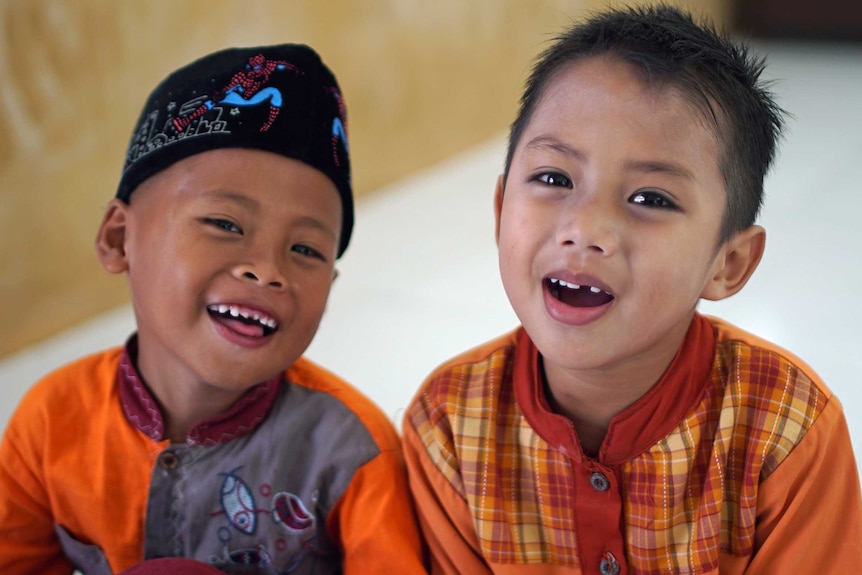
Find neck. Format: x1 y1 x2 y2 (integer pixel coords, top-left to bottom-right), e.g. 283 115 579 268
155 382 245 443
131 349 247 443
542 367 646 456
540 341 681 456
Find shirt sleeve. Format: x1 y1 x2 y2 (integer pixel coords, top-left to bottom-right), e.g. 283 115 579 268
0 405 74 574
328 445 427 574
402 418 492 575
736 396 862 573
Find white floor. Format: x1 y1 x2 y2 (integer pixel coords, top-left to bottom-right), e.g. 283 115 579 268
1 41 861 475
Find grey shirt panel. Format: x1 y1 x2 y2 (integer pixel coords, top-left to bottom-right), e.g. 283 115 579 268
144 380 381 574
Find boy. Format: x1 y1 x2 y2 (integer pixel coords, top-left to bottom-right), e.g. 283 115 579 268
403 5 862 574
0 44 425 574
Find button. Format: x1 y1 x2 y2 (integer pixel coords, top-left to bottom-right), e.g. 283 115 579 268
600 551 620 575
590 472 610 492
159 451 179 470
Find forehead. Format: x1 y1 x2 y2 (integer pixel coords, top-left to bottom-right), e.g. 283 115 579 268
135 149 339 203
539 55 717 134
519 55 723 176
130 149 342 231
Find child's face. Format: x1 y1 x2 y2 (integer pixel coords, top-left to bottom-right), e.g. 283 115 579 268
99 148 341 399
496 55 738 386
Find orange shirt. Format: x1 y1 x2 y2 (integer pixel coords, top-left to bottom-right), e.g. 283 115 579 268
404 314 862 574
0 345 425 574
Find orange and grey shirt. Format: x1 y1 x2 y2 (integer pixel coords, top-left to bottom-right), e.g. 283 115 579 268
404 314 862 574
0 338 424 575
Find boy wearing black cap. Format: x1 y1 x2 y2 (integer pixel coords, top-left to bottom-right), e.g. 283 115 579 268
0 45 425 574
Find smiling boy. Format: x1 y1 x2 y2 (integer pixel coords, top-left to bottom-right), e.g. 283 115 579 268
105 149 342 440
403 6 861 574
0 44 424 574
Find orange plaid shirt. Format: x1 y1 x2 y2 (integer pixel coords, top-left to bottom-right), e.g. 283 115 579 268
403 314 862 574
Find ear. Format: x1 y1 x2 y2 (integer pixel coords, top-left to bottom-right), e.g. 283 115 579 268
493 174 505 245
701 225 766 301
95 199 131 274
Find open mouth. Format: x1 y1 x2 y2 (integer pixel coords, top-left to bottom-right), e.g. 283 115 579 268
207 304 278 337
546 278 614 308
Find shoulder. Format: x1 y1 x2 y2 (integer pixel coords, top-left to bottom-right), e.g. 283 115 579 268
707 315 830 405
402 330 521 474
2 347 125 462
405 329 520 428
708 315 829 394
703 315 832 475
401 329 521 490
8 348 124 424
285 356 401 453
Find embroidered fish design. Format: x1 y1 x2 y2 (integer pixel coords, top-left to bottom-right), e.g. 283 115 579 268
219 469 258 535
272 491 314 533
228 545 272 565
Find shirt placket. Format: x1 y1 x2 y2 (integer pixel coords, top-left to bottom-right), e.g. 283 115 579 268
144 445 189 558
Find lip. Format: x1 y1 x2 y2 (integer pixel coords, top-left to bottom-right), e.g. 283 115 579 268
542 270 615 326
207 301 281 348
545 270 613 294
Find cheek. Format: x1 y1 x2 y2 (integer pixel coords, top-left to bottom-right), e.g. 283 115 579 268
643 245 716 299
313 282 334 309
497 214 548 299
129 262 191 322
497 215 533 267
300 273 335 311
129 237 201 307
498 247 532 317
497 241 521 288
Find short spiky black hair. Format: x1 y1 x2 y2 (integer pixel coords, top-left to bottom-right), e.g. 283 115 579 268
504 4 786 242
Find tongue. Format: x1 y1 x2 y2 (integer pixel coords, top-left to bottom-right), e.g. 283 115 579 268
557 287 613 308
219 316 265 338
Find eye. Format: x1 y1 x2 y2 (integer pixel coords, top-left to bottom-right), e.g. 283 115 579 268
532 172 572 188
630 190 677 210
205 218 243 234
291 244 325 261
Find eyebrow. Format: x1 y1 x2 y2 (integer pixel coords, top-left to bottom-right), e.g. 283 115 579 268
523 135 695 181
294 215 339 240
201 190 260 212
623 159 695 181
523 136 586 162
200 190 337 238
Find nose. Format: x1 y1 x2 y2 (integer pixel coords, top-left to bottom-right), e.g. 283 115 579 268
231 246 287 289
556 195 620 257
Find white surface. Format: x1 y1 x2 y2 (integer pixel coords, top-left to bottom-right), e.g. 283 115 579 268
1 42 860 473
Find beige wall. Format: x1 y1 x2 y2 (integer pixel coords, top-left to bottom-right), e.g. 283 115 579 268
0 0 727 358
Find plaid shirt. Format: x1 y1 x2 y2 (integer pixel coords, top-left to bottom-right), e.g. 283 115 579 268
404 314 862 574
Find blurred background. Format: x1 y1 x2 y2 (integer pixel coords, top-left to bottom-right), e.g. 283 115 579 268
1 0 860 470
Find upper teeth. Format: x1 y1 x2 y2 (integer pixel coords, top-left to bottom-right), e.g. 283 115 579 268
208 304 277 329
550 278 605 294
